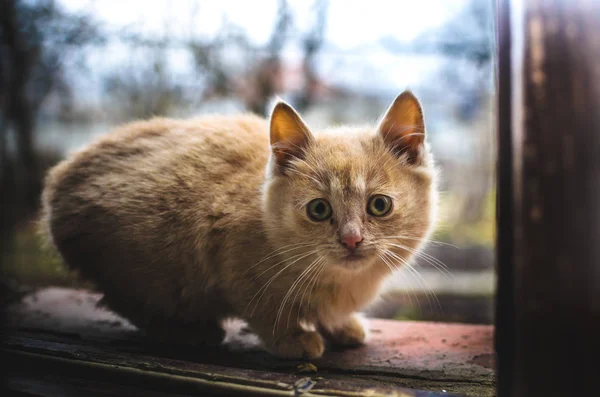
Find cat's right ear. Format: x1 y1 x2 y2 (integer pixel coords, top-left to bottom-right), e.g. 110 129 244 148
269 101 314 171
377 90 426 165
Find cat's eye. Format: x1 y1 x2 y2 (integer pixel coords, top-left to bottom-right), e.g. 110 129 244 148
306 198 333 222
367 195 393 217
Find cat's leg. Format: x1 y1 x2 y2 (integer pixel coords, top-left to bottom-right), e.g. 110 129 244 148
318 314 367 346
261 326 325 359
245 312 324 359
99 293 226 347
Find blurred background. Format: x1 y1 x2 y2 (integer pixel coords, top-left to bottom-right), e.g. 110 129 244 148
1 0 496 324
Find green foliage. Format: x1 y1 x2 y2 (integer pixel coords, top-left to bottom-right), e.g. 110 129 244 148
1 221 87 288
434 189 496 247
389 292 494 324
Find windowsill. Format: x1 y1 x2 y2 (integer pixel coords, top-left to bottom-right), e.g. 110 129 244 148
3 288 495 397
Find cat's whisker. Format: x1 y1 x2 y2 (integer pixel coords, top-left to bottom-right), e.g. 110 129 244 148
285 167 323 187
387 242 453 279
298 258 327 323
251 249 317 280
306 257 328 313
246 250 318 316
382 251 426 314
382 121 397 141
244 243 316 274
278 256 325 332
386 240 452 271
378 253 399 276
383 251 424 308
406 263 443 314
414 250 454 276
384 249 443 314
275 257 320 332
283 149 325 182
380 151 399 170
284 147 323 178
380 235 459 248
250 240 311 254
379 252 420 314
252 249 318 291
289 256 327 327
382 122 423 140
404 250 452 277
396 131 425 140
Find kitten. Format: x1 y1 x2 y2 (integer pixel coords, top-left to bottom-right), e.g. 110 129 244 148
41 91 438 359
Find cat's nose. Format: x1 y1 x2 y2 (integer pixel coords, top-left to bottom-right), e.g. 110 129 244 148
341 233 363 251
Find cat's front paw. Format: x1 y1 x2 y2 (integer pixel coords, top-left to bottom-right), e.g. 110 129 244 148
320 315 367 346
266 330 325 359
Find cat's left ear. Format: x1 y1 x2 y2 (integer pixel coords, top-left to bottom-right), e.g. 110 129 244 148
377 90 426 164
269 101 314 171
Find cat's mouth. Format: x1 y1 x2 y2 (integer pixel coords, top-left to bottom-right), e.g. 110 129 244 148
336 250 373 269
342 252 365 261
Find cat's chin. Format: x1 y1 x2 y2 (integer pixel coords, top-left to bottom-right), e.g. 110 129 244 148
334 253 375 270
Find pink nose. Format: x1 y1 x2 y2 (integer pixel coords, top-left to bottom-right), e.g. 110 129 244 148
341 233 363 250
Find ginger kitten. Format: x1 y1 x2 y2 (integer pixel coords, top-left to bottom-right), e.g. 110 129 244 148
41 91 437 359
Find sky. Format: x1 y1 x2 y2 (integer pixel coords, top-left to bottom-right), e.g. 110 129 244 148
60 0 468 46
56 0 472 103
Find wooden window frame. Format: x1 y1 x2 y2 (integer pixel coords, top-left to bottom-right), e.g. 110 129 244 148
496 0 600 395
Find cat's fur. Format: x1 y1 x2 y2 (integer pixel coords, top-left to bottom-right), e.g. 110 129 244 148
41 91 437 359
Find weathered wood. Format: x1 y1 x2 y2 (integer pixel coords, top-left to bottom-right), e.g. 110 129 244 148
3 287 496 396
5 372 200 397
498 0 600 395
494 1 515 396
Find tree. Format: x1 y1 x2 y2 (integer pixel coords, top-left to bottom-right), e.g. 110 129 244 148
295 0 328 112
103 50 185 120
0 0 101 249
187 0 292 115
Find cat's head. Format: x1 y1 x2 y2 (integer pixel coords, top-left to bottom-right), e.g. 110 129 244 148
262 91 438 272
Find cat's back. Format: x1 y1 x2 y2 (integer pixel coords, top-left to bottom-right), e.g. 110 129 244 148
48 113 269 185
42 113 269 253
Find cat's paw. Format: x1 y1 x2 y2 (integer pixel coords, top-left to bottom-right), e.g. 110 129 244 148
267 330 325 359
321 316 367 346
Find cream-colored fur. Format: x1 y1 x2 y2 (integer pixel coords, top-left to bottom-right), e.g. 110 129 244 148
41 91 437 359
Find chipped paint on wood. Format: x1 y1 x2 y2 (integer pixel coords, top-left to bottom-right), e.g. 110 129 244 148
4 287 496 396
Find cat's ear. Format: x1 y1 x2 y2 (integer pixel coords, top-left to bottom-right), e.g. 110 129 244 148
269 100 314 171
377 90 426 164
